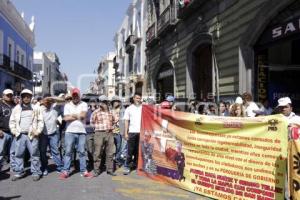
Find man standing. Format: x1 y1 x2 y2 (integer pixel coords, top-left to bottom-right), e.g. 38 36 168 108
0 89 16 172
277 97 300 125
39 95 63 176
9 89 44 181
123 92 142 175
91 95 116 176
59 88 93 179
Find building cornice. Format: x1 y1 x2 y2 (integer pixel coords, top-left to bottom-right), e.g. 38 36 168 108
0 0 35 47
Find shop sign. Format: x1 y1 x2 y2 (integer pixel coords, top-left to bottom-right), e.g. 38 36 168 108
257 55 268 103
272 18 300 39
158 69 173 79
258 18 300 45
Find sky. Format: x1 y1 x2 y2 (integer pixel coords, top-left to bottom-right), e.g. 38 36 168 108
11 0 131 92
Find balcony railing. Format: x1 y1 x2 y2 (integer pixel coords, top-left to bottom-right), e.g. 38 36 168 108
14 62 32 80
146 23 158 47
0 54 12 71
178 0 206 19
125 35 135 54
157 5 176 35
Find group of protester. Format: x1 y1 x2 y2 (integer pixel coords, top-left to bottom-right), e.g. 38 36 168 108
1 87 299 183
0 88 143 181
181 92 300 124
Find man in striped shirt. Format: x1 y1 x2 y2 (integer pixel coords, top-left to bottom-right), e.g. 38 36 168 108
91 95 116 176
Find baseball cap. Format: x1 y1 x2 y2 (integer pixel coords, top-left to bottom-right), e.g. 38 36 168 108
3 89 13 95
166 95 175 102
20 89 33 96
277 97 292 107
235 96 243 104
99 95 108 102
71 88 80 96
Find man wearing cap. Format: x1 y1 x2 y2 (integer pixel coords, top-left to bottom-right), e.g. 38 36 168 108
90 95 116 176
0 89 16 172
9 89 44 181
59 88 93 179
277 97 300 125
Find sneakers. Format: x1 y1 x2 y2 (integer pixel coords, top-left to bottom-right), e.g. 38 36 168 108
43 170 48 176
32 175 40 181
123 167 130 175
107 171 117 176
80 171 93 178
58 171 69 180
11 172 25 181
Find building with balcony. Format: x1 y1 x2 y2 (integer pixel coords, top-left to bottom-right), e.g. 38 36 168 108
145 0 300 110
33 52 67 96
0 0 35 94
94 52 116 98
114 0 147 99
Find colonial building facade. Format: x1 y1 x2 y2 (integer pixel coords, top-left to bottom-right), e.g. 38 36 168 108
0 0 35 93
114 0 147 98
93 52 116 98
146 0 300 109
33 52 67 96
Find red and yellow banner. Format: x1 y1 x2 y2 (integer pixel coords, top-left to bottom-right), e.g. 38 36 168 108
138 105 288 200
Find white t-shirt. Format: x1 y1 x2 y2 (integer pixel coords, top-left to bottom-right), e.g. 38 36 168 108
123 104 142 133
287 112 300 125
245 102 260 117
64 101 88 134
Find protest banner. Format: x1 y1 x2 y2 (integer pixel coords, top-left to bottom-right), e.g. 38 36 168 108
137 105 288 200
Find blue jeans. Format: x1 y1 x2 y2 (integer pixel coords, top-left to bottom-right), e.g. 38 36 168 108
114 133 122 162
0 132 16 170
14 134 41 176
39 132 63 172
63 133 87 174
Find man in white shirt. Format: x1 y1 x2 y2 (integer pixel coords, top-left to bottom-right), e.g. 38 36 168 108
277 97 300 125
59 88 93 179
123 93 142 175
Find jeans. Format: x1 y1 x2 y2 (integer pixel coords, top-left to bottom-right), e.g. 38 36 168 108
39 132 63 172
125 132 140 170
14 134 41 176
114 133 122 162
0 132 15 171
63 132 87 174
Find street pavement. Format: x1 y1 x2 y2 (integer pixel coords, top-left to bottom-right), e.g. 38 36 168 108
0 164 211 200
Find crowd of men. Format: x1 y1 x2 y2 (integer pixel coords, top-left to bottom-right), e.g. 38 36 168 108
0 88 143 181
0 87 299 183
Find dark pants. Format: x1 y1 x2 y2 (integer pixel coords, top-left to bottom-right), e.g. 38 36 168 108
93 131 115 174
125 132 140 170
85 133 94 171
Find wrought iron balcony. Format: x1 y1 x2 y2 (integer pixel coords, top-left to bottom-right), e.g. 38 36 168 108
0 54 12 71
14 61 32 80
157 5 177 36
125 35 135 54
146 23 159 47
177 0 206 19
